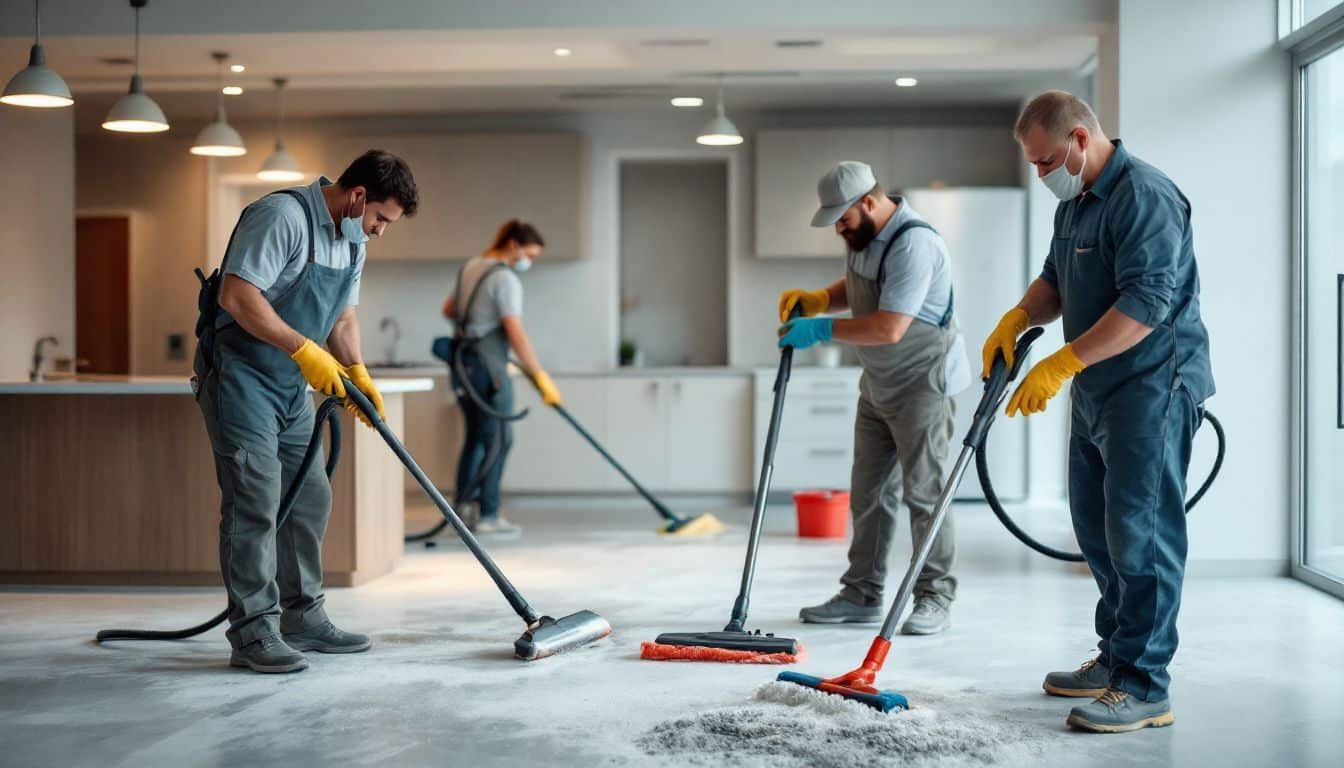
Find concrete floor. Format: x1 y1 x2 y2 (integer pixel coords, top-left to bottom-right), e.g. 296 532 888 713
3 499 1343 767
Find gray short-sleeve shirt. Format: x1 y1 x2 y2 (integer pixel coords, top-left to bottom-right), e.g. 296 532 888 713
454 256 523 338
223 176 365 306
845 198 952 326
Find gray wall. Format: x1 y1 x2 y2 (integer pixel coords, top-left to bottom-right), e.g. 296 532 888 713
0 107 74 380
1118 0 1291 571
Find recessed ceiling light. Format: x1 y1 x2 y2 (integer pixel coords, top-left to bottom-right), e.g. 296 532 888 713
553 47 572 57
222 85 243 96
894 77 918 88
670 97 704 108
230 64 245 73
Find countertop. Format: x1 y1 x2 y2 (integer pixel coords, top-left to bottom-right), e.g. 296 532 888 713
366 365 859 379
0 375 435 395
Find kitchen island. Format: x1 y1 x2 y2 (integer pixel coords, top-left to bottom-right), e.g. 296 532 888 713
0 375 433 587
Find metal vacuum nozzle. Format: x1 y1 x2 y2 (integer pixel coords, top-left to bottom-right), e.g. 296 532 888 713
514 611 611 660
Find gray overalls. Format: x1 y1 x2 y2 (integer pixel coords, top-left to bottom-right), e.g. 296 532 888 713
840 221 961 609
193 189 358 648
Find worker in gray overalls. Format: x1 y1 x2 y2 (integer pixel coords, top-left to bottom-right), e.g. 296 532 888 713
192 150 418 673
780 161 971 636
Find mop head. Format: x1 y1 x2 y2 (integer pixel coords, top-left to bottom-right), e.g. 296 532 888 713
776 671 909 713
640 630 802 664
641 640 801 664
514 611 611 660
660 513 726 537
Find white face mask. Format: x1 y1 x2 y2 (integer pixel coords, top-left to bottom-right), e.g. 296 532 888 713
1040 137 1086 201
512 256 533 273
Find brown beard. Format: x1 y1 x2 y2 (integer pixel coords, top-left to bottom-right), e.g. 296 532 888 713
842 209 878 252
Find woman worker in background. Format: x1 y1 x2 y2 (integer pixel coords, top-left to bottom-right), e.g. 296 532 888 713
441 219 562 536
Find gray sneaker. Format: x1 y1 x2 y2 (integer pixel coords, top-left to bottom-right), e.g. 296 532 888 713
1067 688 1174 733
473 516 522 538
899 598 951 635
230 635 308 674
282 620 372 654
799 593 882 624
1043 657 1111 698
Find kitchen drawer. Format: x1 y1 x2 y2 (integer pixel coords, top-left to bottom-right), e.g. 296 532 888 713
776 397 857 442
768 440 853 491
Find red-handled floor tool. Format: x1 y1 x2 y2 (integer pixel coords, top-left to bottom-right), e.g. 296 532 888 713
639 307 806 663
778 328 1045 708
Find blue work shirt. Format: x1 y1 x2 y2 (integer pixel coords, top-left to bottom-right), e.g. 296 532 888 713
1042 140 1214 404
222 176 365 308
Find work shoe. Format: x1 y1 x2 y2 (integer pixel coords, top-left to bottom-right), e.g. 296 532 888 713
473 516 522 538
899 598 951 635
282 620 372 654
1043 657 1111 697
1067 688 1174 733
230 635 309 674
799 593 882 624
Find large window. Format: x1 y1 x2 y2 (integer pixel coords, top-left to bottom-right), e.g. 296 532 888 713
1294 21 1344 598
1285 0 1344 36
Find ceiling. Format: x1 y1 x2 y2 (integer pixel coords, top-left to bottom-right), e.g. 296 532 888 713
3 24 1098 125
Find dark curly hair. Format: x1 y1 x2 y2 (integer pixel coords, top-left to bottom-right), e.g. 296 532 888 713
337 149 419 217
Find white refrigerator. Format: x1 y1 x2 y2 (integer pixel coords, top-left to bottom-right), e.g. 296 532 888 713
903 187 1030 501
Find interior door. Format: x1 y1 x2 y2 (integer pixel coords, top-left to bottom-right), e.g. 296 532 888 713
75 216 131 375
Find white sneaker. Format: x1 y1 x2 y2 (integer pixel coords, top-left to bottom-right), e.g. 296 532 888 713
473 516 522 538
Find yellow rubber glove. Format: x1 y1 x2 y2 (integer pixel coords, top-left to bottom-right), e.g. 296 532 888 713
778 288 831 324
534 371 563 406
981 307 1030 379
1006 344 1086 417
343 363 385 429
291 339 346 398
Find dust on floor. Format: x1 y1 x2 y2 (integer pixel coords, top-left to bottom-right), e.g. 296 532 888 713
638 681 1060 767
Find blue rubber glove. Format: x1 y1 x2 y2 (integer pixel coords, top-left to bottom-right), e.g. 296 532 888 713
778 317 833 350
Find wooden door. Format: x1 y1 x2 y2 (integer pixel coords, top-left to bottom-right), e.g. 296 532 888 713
75 216 130 374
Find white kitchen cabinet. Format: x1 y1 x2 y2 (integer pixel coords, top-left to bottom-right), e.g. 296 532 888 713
665 376 752 492
601 377 669 489
755 367 862 492
754 128 890 258
602 374 753 493
502 375 613 492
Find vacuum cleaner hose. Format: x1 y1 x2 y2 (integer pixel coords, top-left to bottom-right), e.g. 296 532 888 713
975 398 1227 564
403 345 523 543
95 397 343 642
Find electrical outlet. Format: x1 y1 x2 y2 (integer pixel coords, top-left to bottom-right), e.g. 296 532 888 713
167 333 186 361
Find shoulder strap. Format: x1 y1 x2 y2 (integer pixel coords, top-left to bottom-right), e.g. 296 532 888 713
875 220 937 286
212 187 313 305
455 261 511 338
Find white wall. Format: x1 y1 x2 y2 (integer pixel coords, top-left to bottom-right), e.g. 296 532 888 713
0 107 75 380
1118 0 1291 571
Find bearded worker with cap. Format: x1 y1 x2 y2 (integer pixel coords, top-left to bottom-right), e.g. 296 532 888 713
779 161 971 636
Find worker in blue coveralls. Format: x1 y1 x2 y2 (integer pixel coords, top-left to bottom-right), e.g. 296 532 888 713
983 91 1215 733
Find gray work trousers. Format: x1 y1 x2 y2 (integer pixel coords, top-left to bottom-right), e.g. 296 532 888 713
840 392 957 607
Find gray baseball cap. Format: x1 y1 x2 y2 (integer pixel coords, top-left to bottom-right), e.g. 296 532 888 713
811 161 877 227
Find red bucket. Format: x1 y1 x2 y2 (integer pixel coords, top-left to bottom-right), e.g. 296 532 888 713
793 489 850 539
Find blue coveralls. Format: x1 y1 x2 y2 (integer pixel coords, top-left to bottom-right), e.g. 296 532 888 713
1043 140 1215 702
192 187 359 648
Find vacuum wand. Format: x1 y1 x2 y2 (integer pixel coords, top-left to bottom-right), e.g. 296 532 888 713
726 305 801 632
342 380 537 625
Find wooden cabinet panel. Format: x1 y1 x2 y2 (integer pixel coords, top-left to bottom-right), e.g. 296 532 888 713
665 377 751 492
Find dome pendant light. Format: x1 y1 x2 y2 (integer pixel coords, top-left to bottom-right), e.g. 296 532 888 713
696 82 743 147
103 0 168 133
2 0 73 108
190 52 246 156
257 78 303 182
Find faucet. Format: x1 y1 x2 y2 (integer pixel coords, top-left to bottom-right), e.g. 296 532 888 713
379 317 401 365
30 336 58 382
